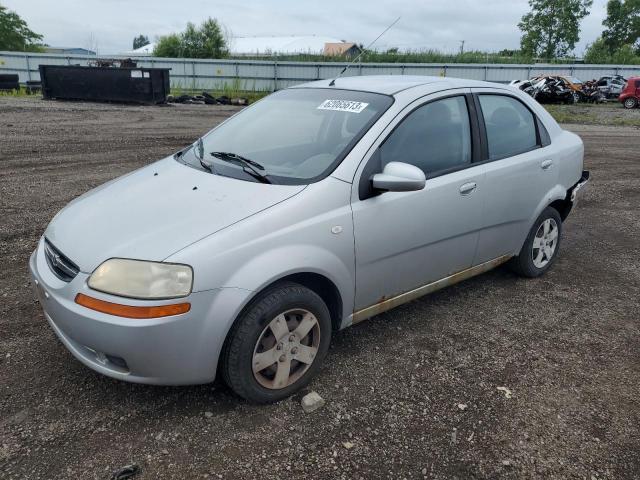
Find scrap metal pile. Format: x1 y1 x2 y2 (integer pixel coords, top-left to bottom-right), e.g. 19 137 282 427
510 75 628 104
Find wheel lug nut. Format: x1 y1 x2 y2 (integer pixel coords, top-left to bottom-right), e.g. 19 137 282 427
291 347 298 355
289 335 296 342
276 343 283 351
279 355 286 363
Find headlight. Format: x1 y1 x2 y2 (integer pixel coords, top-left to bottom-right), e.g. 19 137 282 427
88 259 193 299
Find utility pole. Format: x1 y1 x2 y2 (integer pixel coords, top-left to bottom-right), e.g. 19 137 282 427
459 40 465 55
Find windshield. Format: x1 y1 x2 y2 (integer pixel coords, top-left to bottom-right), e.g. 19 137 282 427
179 88 393 184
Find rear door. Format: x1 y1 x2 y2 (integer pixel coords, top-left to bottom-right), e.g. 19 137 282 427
471 90 558 264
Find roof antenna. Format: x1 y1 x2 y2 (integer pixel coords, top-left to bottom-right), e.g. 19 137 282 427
329 16 401 87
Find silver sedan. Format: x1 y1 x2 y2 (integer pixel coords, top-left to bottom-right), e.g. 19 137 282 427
30 75 588 403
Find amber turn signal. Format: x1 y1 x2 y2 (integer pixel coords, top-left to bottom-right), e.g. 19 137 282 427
75 293 190 319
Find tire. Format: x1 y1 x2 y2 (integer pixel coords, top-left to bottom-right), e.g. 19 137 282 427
623 97 637 109
509 207 562 278
221 282 332 403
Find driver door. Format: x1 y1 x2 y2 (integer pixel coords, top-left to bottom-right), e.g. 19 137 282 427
351 92 486 316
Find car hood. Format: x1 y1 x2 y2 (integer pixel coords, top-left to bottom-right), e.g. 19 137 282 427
44 157 306 272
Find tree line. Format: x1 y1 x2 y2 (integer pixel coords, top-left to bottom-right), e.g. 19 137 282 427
1 1 638 63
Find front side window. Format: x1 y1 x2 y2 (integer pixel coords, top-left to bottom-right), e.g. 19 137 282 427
380 96 472 175
179 88 393 184
479 95 538 160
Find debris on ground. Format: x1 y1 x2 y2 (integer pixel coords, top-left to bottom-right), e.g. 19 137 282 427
497 386 513 398
342 441 354 449
167 92 249 106
204 411 213 418
110 464 140 480
457 403 468 411
301 391 325 413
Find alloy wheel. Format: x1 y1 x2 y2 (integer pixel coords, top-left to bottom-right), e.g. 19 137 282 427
252 309 320 389
532 218 559 268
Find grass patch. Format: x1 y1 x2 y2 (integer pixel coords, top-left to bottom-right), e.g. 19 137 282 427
0 86 31 97
545 103 640 127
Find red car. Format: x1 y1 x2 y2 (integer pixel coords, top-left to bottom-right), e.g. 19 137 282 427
620 77 640 109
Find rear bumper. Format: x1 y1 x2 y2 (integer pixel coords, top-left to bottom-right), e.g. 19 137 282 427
570 170 590 203
29 238 251 385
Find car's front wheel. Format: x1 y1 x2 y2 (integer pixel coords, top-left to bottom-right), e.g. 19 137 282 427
221 282 332 403
509 206 562 278
623 97 638 109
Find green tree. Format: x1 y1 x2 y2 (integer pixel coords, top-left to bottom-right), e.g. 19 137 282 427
584 37 611 62
153 18 228 58
602 0 640 52
0 4 43 51
153 33 181 57
519 0 593 59
584 37 640 63
132 34 149 50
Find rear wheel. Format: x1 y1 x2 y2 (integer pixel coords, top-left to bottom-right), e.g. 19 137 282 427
623 97 638 109
221 282 332 403
509 207 562 278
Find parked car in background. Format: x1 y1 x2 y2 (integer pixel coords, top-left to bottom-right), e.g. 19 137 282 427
619 77 640 109
30 75 589 403
597 75 627 100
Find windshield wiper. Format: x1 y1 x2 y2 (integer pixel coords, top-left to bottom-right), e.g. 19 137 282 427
210 151 271 184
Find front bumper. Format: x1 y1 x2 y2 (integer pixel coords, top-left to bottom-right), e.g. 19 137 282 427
29 238 251 385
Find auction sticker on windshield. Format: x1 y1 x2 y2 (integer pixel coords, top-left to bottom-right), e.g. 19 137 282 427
318 99 369 113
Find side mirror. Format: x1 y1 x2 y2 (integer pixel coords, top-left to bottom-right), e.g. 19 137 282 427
372 162 426 193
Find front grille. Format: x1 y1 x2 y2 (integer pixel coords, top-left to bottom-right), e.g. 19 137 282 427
44 238 80 282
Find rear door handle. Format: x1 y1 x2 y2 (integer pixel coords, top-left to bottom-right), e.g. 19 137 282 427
459 182 477 195
541 159 553 170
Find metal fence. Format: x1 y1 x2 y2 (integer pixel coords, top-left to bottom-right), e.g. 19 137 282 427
2 50 640 91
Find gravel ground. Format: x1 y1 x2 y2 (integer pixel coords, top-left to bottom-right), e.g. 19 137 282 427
1 98 639 480
545 102 640 127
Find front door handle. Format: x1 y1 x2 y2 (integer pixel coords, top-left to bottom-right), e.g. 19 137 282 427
541 159 553 170
459 182 477 195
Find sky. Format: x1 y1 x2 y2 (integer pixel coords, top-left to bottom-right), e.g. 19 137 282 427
4 0 610 55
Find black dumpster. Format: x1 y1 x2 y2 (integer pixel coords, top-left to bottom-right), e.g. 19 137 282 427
39 65 171 104
0 74 20 91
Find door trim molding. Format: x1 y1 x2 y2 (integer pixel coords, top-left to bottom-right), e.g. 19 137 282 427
351 254 512 325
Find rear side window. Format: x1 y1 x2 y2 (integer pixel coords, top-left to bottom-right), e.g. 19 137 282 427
636 80 640 88
479 95 538 160
380 96 472 175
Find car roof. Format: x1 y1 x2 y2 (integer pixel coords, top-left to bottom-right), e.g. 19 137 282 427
290 75 503 96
